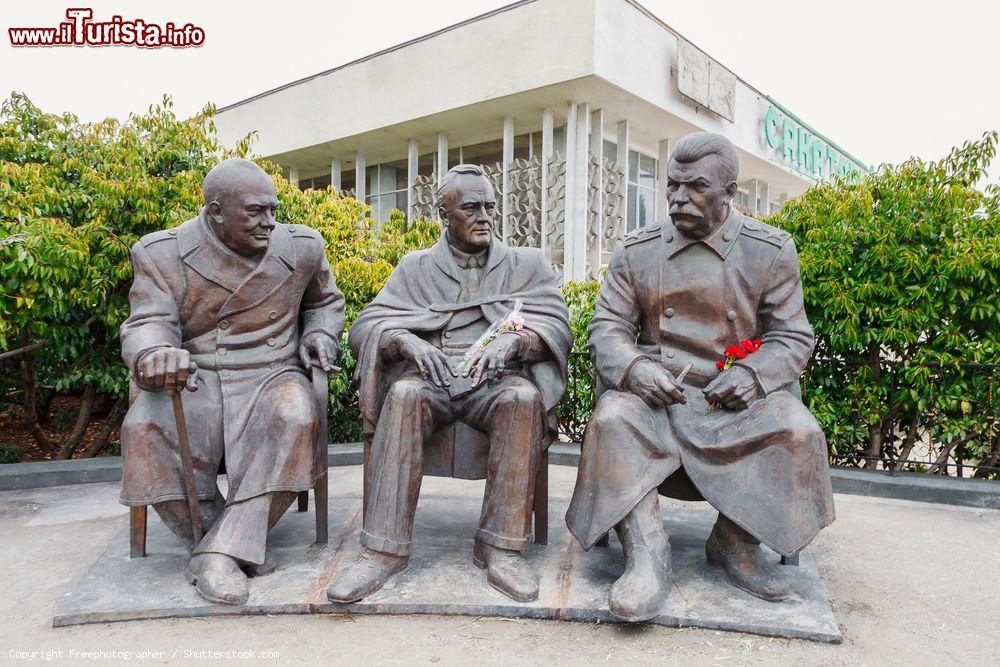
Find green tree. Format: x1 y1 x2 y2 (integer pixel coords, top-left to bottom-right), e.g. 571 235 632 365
768 132 999 476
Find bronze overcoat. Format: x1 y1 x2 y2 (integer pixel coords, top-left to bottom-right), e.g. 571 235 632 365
566 209 835 556
119 214 345 506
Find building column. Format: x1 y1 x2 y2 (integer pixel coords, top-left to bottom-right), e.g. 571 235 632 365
657 138 671 223
288 167 299 183
588 108 604 279
759 181 770 216
407 139 419 222
330 160 342 192
502 116 514 243
436 133 448 186
747 178 760 216
355 151 366 203
616 120 629 230
564 102 590 282
540 108 554 261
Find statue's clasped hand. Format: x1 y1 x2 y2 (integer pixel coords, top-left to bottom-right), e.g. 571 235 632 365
299 332 341 374
702 365 760 410
398 334 456 388
137 347 198 394
626 359 687 408
464 333 521 388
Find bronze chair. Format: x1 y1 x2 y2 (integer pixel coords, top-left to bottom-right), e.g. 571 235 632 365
362 421 549 546
128 366 330 557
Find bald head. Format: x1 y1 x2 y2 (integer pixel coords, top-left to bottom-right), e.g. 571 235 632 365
202 158 279 257
202 158 274 208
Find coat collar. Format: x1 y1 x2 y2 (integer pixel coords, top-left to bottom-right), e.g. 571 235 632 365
431 232 508 283
178 211 296 317
662 206 744 260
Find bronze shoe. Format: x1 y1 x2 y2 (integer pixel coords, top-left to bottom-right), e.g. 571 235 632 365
705 516 790 602
608 492 672 622
326 548 408 603
185 553 249 606
473 541 539 603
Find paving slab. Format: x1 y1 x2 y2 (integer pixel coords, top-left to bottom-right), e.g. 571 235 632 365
53 494 840 643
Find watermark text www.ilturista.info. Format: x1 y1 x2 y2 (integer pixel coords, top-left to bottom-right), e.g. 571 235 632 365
9 8 205 48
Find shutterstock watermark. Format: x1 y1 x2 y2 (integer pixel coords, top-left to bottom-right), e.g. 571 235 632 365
8 8 205 48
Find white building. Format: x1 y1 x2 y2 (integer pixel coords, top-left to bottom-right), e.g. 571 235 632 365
213 0 867 281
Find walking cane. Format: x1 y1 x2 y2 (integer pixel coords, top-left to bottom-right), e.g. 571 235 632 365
167 386 203 546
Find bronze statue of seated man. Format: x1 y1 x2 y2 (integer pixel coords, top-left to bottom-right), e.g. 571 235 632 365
119 159 344 605
566 133 835 622
328 165 571 604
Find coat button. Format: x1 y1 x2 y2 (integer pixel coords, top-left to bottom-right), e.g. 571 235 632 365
218 347 228 356
665 308 675 318
665 234 674 243
266 337 276 347
220 369 230 378
167 228 177 236
726 310 737 321
443 331 453 339
268 311 278 320
219 320 230 330
665 350 676 358
723 233 732 242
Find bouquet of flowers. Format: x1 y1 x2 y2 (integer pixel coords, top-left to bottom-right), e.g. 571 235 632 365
451 300 526 397
709 338 762 409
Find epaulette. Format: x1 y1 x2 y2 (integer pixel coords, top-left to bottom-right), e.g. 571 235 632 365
622 221 663 248
286 223 316 237
139 228 178 247
739 219 789 248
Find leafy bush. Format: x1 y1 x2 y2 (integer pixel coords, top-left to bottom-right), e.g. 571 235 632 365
767 132 999 476
0 444 22 464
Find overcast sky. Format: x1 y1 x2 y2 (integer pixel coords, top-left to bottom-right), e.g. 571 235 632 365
2 0 997 182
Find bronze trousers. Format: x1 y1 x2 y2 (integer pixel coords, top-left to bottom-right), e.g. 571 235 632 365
361 372 546 557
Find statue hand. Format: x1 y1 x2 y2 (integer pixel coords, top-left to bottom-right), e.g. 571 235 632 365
625 358 686 408
137 347 198 394
299 332 340 373
397 333 456 388
703 365 760 410
464 333 521 387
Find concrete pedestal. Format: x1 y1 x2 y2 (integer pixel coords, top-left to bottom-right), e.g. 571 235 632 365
53 491 840 643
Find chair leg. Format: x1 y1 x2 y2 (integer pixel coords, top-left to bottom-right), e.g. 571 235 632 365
315 474 328 545
297 490 309 512
533 451 549 546
596 532 610 548
130 506 147 558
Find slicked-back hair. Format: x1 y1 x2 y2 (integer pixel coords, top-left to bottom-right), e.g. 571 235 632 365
202 158 271 206
435 164 493 210
671 132 740 186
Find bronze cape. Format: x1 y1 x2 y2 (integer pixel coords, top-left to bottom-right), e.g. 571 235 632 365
119 214 345 563
566 210 835 557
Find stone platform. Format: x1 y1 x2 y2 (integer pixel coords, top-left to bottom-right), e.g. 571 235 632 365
53 492 841 643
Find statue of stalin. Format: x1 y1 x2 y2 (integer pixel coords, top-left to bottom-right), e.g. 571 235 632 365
566 133 835 621
329 164 571 604
119 159 345 605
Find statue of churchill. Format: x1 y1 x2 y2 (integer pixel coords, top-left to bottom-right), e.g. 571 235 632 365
119 158 345 605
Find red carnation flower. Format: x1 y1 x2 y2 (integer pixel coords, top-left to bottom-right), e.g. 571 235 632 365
716 360 726 369
725 345 748 360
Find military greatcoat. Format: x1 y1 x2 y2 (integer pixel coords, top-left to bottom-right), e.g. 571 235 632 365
119 213 345 509
566 209 835 557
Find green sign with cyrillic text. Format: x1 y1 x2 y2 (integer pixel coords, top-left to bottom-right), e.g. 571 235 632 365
762 101 868 180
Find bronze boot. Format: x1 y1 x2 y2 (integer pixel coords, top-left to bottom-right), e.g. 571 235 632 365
473 541 539 603
608 490 672 622
186 553 249 605
326 548 408 603
705 514 791 602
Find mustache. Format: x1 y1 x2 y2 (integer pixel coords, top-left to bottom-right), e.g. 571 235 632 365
669 206 703 219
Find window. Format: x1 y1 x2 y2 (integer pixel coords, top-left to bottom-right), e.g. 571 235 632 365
366 160 408 225
735 187 750 211
627 149 657 232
